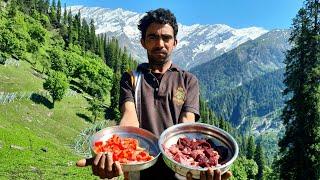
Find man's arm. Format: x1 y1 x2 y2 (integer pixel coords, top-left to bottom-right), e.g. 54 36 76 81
180 73 200 122
119 101 139 127
118 71 139 127
179 111 196 123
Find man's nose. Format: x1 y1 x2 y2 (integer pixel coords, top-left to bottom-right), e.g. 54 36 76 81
155 38 164 48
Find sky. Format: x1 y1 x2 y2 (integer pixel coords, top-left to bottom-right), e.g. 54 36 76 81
60 0 303 30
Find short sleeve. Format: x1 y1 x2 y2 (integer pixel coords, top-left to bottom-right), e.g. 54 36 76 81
182 74 200 121
119 72 135 108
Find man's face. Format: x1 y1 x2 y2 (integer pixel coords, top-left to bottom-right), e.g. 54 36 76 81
141 23 177 66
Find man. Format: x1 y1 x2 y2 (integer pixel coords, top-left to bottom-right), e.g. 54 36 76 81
77 8 231 180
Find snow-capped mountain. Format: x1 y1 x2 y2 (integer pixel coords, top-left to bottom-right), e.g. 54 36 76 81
69 5 268 69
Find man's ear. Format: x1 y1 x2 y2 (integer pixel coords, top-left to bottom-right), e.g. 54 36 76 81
174 39 178 47
141 38 146 49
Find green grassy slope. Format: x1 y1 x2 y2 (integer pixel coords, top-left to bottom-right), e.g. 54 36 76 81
0 61 110 179
0 61 44 93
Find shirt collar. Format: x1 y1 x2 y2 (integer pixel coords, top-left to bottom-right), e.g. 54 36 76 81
137 63 181 72
168 63 180 72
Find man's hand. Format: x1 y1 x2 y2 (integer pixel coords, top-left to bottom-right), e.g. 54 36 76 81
186 169 232 180
179 111 196 123
76 152 123 179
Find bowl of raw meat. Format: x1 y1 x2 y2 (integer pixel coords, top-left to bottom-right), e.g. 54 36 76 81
90 126 161 172
159 122 238 179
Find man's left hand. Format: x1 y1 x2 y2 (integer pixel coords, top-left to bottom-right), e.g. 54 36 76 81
186 169 232 180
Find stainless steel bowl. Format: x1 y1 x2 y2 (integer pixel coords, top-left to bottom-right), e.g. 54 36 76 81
159 122 239 179
90 126 160 172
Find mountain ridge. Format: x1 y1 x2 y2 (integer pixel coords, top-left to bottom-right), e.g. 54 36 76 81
68 5 268 69
191 30 291 133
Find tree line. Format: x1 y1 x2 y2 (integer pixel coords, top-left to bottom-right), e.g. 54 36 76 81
0 0 137 121
276 0 320 179
199 99 268 179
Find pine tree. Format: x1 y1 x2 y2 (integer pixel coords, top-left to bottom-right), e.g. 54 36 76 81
278 0 320 179
67 8 72 26
44 0 49 14
246 136 255 160
81 18 89 50
104 38 112 67
49 0 57 26
56 0 61 26
66 9 73 46
36 0 44 14
106 38 119 70
246 135 256 179
7 0 18 17
19 0 30 14
89 19 96 52
109 72 121 121
71 11 81 44
254 143 266 180
97 36 105 60
62 3 67 25
120 47 129 74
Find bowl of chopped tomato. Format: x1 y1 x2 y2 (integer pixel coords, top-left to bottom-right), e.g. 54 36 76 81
159 122 238 179
90 126 160 172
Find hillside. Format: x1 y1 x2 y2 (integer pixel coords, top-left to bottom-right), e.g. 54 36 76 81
191 30 290 132
209 68 285 129
0 1 134 178
0 60 111 179
191 30 290 97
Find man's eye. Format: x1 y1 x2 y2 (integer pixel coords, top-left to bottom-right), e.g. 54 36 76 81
163 36 172 41
148 36 156 40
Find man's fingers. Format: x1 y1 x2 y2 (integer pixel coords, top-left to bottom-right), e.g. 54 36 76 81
76 158 94 167
124 172 130 180
113 161 123 177
99 154 106 170
207 168 214 180
200 170 206 180
106 152 114 172
214 169 221 180
93 153 103 166
221 171 232 180
105 152 115 179
92 153 103 176
186 171 193 180
98 154 107 178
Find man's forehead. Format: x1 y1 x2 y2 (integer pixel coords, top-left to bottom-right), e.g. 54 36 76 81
146 23 174 35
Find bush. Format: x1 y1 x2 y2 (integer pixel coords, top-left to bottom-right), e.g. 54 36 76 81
43 71 69 107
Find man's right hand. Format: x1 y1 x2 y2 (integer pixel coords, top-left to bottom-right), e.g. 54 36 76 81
76 152 123 179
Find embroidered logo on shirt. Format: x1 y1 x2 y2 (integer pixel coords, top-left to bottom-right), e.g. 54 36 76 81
173 87 185 105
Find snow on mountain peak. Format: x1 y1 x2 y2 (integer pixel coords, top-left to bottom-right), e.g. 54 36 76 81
214 27 268 53
234 27 268 40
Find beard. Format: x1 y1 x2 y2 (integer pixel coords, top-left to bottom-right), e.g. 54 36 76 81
148 49 171 66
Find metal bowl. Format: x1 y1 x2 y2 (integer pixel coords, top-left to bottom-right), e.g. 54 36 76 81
159 122 239 179
90 126 160 172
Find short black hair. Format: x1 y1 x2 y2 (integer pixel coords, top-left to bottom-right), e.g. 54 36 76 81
138 8 178 40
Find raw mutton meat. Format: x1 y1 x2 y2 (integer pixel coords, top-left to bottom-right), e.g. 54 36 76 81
163 137 221 168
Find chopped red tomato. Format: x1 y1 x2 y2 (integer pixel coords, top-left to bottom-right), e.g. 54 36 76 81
93 134 153 163
94 141 103 147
